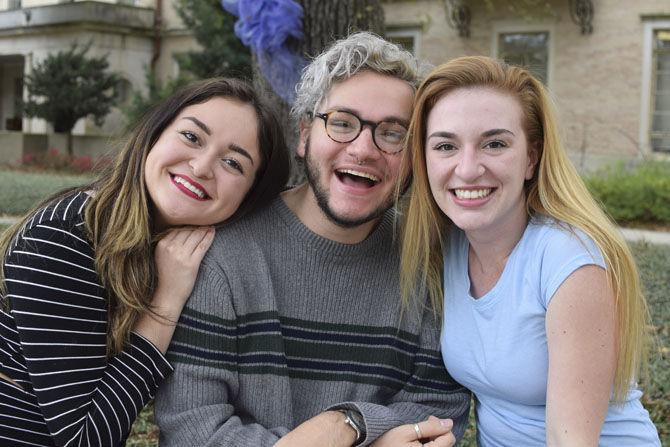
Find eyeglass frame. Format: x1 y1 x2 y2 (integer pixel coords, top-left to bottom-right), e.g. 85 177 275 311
312 110 408 154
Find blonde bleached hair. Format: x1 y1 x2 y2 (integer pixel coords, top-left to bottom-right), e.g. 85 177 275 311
400 56 650 402
291 31 423 122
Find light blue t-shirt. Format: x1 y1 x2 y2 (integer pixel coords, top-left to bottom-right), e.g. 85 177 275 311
440 218 660 446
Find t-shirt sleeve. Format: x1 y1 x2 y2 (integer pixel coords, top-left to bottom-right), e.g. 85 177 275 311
538 226 606 308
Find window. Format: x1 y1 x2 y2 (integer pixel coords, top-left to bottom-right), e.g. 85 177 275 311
7 0 21 10
497 31 549 84
386 28 421 57
651 30 670 152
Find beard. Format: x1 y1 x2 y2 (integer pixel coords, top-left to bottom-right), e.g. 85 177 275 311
303 137 394 229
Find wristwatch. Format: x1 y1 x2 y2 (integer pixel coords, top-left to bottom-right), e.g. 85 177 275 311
339 409 365 446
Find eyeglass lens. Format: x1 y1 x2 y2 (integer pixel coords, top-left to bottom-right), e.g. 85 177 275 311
323 111 406 153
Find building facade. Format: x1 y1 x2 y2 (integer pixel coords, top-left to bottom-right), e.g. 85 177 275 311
0 0 669 170
384 0 670 170
0 0 197 161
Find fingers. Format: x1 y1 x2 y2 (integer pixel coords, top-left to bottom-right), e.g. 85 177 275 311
161 227 215 257
414 416 453 441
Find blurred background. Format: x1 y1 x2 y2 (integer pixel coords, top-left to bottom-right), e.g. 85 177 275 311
0 1 667 445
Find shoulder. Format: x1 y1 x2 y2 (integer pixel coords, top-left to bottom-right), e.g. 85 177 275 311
521 217 605 307
7 191 92 256
523 217 603 266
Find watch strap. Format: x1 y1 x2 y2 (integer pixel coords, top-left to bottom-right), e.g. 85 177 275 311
339 409 364 445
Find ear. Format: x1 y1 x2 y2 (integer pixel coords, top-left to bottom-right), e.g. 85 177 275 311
296 119 311 158
525 141 540 180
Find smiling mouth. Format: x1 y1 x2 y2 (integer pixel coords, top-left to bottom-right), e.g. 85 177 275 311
335 169 381 188
452 188 493 199
171 174 210 200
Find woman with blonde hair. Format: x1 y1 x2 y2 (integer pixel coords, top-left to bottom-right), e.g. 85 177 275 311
395 56 660 446
0 77 290 446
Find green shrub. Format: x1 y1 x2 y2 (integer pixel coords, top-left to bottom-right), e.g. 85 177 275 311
0 169 91 216
586 161 670 225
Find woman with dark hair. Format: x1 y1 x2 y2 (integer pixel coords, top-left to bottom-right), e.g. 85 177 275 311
0 77 290 446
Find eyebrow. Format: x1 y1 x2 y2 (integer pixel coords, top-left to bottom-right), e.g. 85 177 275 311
229 144 255 166
183 117 211 135
332 107 409 127
427 129 515 139
482 128 515 138
183 116 255 166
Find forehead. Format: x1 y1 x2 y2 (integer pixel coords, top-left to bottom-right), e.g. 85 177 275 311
427 87 524 133
176 97 261 157
320 71 414 121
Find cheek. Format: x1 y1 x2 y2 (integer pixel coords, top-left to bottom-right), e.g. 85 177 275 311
425 153 444 188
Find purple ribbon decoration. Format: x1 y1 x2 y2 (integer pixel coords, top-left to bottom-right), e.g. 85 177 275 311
222 0 306 104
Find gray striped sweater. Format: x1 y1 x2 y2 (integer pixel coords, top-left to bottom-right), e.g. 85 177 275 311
155 196 470 446
0 191 172 447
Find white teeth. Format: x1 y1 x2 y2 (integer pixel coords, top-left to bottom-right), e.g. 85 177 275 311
454 188 491 199
337 169 381 183
174 176 206 198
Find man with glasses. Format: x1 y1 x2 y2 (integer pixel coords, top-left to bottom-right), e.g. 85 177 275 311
156 32 470 447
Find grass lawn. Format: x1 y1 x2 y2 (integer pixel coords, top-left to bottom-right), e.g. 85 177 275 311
0 169 91 216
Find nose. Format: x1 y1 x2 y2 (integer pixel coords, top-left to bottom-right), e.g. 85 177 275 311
454 147 484 181
188 149 215 179
345 126 381 163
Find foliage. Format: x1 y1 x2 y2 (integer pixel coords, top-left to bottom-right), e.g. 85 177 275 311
0 169 91 216
632 242 670 444
174 0 252 80
19 148 111 174
126 404 159 447
24 43 120 154
123 0 250 126
586 161 670 226
122 69 189 129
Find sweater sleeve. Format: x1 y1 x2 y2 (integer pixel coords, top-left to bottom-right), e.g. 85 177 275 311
154 263 290 447
327 306 471 446
5 220 173 447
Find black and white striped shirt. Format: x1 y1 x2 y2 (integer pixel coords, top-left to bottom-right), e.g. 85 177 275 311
0 191 172 446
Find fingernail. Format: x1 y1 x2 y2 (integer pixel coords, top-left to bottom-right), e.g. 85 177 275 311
440 419 453 429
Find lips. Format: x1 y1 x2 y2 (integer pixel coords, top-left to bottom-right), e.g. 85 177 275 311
171 174 210 201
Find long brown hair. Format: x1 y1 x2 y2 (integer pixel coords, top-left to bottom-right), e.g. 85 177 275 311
400 56 650 402
1 78 290 354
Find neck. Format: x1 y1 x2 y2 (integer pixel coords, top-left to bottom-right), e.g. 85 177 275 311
466 212 529 276
281 184 379 245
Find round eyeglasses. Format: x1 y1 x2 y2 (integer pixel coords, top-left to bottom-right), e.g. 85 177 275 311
314 110 408 154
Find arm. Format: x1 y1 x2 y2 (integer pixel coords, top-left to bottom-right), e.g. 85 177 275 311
5 221 213 446
545 265 616 447
275 307 470 447
133 226 215 353
5 221 174 446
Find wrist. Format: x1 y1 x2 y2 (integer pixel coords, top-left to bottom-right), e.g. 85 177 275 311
336 409 365 446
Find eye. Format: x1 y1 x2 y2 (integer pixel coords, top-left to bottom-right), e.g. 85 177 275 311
180 131 199 145
377 125 407 143
433 142 457 152
484 140 507 150
221 157 244 174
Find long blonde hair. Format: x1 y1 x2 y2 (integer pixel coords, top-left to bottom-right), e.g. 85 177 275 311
400 56 650 401
1 78 290 355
